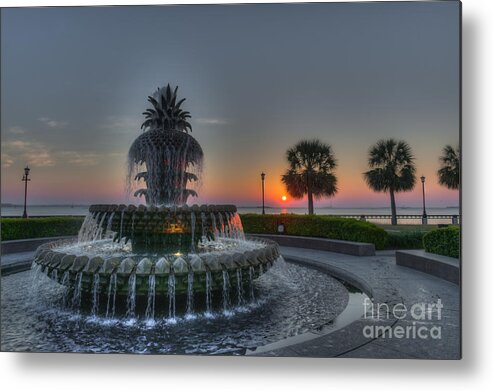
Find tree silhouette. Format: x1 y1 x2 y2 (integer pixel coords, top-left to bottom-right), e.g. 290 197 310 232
363 139 416 225
281 139 338 215
438 145 460 190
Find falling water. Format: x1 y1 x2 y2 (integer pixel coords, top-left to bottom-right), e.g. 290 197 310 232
225 212 236 239
105 273 117 318
78 212 100 242
236 269 244 306
130 213 136 242
119 209 125 243
226 213 232 237
211 212 218 240
105 211 115 239
95 212 107 240
78 214 91 242
186 271 194 315
126 128 203 206
29 263 44 298
51 268 58 282
72 272 83 311
218 212 225 238
61 271 70 308
91 274 100 316
190 211 196 252
205 270 212 313
145 274 156 321
249 266 255 301
126 273 136 318
201 212 207 242
168 273 176 319
222 270 231 312
235 212 245 239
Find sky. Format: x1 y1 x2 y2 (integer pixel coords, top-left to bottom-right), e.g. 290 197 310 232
1 2 460 209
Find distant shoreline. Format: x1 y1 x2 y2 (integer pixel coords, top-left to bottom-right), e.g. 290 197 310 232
1 204 460 209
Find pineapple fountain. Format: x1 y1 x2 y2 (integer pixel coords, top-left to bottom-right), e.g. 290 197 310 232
32 85 280 319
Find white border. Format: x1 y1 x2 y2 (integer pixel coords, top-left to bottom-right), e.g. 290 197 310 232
2 0 493 389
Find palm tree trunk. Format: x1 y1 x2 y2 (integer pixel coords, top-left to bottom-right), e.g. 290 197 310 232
390 189 397 225
307 187 314 215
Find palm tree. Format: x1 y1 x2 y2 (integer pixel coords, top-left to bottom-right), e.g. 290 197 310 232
363 139 416 225
281 139 338 215
437 145 460 190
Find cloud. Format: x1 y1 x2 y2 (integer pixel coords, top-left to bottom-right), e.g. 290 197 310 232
7 140 31 149
2 140 55 167
2 140 106 168
100 116 140 133
195 118 228 126
2 153 14 168
30 151 56 167
38 117 68 129
6 126 26 135
59 151 100 166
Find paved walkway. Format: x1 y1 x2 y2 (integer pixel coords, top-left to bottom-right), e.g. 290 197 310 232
252 246 460 359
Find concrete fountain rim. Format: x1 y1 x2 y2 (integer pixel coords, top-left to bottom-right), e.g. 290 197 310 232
33 237 281 277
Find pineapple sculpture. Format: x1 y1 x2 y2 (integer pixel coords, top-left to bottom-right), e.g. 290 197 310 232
128 84 203 206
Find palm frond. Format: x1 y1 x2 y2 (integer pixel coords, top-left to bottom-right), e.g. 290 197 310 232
281 170 307 199
282 139 338 202
364 138 416 194
438 145 460 189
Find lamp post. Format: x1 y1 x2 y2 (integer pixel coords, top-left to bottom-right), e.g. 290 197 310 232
420 175 427 225
22 165 31 218
261 172 266 215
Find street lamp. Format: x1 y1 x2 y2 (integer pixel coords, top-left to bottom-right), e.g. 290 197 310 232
22 165 31 218
261 172 266 215
420 175 427 225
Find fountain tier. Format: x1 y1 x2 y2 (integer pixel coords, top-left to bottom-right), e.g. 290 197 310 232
85 204 241 253
33 236 279 297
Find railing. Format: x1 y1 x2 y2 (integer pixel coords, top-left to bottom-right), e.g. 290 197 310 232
333 214 460 225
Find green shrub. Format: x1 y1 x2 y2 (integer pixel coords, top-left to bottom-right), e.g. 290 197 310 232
423 226 460 258
385 231 425 250
0 217 85 241
240 214 388 250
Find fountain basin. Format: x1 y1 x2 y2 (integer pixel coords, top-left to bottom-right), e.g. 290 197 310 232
2 259 352 354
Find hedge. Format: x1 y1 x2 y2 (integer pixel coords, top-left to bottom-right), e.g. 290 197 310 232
0 217 85 241
423 226 460 258
385 231 425 250
240 214 388 250
2 214 445 253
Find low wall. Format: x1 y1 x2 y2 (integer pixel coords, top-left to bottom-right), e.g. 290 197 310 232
1 260 33 276
248 234 375 256
396 249 460 284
